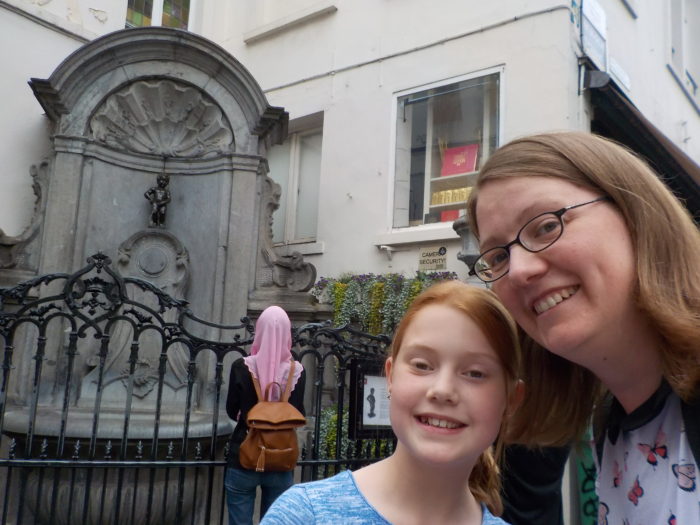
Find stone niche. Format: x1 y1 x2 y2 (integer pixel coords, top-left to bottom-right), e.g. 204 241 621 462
19 25 322 407
0 27 321 524
28 27 315 325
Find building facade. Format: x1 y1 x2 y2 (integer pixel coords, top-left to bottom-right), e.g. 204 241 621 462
2 0 698 280
1 1 699 523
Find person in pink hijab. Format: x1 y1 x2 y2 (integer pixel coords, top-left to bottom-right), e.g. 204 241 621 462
225 306 306 525
243 306 303 401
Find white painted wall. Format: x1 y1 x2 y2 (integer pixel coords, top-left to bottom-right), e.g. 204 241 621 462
601 0 700 156
2 0 698 276
202 1 582 279
197 0 700 282
0 0 127 236
0 7 82 236
2 0 127 36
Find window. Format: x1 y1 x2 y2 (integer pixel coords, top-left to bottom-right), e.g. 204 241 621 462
126 0 191 29
669 0 700 103
267 114 323 245
392 72 500 228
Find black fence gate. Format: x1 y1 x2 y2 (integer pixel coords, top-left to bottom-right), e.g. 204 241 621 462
0 254 393 525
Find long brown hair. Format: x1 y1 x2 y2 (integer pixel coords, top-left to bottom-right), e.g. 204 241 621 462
390 280 522 515
466 131 700 446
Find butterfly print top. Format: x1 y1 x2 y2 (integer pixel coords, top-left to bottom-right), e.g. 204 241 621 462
596 388 698 525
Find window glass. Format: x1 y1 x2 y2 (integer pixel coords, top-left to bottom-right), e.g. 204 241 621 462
267 129 323 244
268 142 292 244
127 0 153 27
162 0 190 29
126 0 189 29
393 73 499 227
295 132 322 241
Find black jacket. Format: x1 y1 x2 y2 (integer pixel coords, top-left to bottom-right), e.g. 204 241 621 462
226 357 306 469
501 445 570 525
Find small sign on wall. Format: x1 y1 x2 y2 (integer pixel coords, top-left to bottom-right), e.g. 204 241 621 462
348 359 394 440
418 245 447 271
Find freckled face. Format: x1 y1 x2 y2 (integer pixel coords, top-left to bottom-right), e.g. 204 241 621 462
386 304 508 468
475 176 641 367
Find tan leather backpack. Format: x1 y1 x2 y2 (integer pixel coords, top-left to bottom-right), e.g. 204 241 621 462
239 361 306 472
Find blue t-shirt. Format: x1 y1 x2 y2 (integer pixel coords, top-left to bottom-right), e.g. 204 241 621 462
261 470 510 524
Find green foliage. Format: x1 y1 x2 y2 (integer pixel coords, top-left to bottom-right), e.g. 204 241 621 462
317 405 395 477
310 271 459 333
318 405 351 461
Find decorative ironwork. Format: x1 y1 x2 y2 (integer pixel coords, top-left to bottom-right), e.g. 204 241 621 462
0 253 395 523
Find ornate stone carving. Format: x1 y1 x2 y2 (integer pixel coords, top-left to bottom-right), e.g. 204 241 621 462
79 231 191 406
258 176 316 292
89 80 234 158
0 161 48 270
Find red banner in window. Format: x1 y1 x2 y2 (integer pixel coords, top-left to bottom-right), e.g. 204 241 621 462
440 144 479 176
440 209 461 222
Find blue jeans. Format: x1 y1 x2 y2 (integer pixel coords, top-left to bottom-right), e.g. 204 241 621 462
224 467 294 525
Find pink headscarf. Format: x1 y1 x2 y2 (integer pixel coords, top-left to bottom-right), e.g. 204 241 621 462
243 306 303 401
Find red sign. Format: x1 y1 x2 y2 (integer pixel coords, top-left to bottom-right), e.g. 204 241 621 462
441 144 479 176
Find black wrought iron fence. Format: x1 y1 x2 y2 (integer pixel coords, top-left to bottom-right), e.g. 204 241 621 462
0 254 393 525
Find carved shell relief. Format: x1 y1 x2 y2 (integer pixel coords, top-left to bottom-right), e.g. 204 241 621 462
89 80 234 158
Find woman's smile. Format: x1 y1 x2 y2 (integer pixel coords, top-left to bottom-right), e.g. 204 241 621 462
532 285 579 315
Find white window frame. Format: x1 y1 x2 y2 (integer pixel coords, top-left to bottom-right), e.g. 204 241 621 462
667 0 700 113
379 66 505 246
268 113 324 255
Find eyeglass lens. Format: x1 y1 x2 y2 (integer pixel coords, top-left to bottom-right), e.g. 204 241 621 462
471 196 609 282
475 212 564 281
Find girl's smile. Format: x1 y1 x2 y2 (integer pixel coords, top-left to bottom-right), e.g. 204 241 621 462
416 414 465 430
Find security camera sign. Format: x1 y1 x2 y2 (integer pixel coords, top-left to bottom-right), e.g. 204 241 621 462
418 245 447 271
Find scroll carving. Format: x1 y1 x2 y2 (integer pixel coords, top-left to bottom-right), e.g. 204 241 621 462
0 161 49 270
258 176 316 292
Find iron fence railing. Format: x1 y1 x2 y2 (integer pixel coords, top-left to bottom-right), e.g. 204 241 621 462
0 254 393 525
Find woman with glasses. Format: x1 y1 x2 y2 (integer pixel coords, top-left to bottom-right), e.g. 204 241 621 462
465 131 700 524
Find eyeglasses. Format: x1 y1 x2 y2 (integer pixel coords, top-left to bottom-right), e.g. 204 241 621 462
469 196 611 283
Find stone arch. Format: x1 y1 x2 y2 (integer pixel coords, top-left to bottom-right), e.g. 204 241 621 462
30 27 286 155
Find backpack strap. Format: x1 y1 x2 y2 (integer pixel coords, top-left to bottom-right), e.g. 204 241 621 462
282 361 296 402
250 373 264 402
249 360 297 402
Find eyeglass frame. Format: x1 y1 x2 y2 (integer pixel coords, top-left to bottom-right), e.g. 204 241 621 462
469 196 612 283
